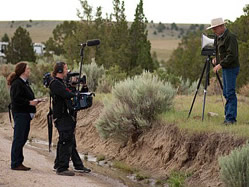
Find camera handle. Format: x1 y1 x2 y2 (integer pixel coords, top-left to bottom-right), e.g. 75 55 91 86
78 44 86 92
187 56 223 121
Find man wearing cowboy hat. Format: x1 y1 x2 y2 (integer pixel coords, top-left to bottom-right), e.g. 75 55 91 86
207 17 240 125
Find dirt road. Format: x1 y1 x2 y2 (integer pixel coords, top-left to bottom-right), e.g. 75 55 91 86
0 114 124 187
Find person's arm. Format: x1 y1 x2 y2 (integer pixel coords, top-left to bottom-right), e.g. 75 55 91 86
50 80 75 99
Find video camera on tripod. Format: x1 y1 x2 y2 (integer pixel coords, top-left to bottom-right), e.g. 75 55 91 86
188 34 223 121
201 34 216 56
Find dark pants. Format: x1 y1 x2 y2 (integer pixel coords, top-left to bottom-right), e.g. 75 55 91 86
11 113 31 169
54 115 83 172
222 67 240 122
54 130 84 172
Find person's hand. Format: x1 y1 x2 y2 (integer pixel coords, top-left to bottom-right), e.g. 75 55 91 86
213 64 222 73
212 57 217 65
29 99 39 106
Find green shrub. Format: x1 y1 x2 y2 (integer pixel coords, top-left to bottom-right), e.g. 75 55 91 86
177 77 192 95
95 71 176 142
97 65 127 93
0 76 10 112
219 143 249 187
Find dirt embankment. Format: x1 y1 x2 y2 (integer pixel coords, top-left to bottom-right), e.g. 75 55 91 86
30 100 246 186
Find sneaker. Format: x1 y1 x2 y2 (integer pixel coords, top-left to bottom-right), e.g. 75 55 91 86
74 167 91 173
11 164 31 171
56 169 75 176
53 165 58 172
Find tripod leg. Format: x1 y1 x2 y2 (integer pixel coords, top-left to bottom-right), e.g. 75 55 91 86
202 59 210 121
188 61 207 119
215 72 223 90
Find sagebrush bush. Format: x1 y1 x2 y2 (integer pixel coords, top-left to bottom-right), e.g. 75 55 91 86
0 64 14 78
95 71 176 142
0 76 10 112
97 75 113 93
29 60 53 97
207 77 223 95
239 83 249 97
97 65 127 93
219 143 249 187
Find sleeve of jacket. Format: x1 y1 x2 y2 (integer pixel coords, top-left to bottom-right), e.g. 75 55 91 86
220 35 238 68
11 82 30 107
50 80 75 99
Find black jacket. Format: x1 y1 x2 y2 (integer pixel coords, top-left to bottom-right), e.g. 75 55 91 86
217 29 240 69
49 77 75 119
10 78 36 113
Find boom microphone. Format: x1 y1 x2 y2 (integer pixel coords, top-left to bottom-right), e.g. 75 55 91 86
79 39 100 47
67 72 80 77
87 39 100 46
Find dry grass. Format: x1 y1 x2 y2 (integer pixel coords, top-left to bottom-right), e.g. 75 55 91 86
0 20 63 42
161 94 249 138
150 39 180 61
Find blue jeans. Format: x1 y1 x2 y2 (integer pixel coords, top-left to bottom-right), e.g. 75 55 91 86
222 67 240 122
11 113 31 169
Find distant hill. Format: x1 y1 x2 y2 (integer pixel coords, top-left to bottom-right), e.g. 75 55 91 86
0 20 63 43
0 21 207 62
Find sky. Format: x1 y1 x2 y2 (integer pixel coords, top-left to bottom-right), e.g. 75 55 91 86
0 0 248 24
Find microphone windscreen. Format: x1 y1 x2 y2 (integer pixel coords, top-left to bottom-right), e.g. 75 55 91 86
87 39 100 46
68 72 80 76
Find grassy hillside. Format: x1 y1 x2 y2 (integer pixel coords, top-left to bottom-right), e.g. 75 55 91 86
0 21 206 62
0 20 63 43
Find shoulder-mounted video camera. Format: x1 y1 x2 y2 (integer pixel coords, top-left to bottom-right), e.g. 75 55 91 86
43 72 94 111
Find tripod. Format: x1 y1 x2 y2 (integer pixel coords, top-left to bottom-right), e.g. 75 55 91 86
188 55 223 121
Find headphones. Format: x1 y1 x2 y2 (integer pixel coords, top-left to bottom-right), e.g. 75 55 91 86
56 62 64 73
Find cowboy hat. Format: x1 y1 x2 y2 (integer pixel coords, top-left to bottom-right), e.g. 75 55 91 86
206 18 225 30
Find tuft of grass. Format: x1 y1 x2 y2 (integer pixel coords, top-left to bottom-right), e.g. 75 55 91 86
167 171 191 187
135 173 149 181
160 95 249 138
112 161 138 174
96 155 105 162
84 155 88 161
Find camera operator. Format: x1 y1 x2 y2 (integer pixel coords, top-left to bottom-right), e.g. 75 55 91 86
49 62 91 176
207 18 240 125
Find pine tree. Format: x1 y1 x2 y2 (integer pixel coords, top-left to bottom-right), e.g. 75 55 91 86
128 0 155 76
6 27 36 64
1 33 9 42
111 0 130 74
45 21 79 56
